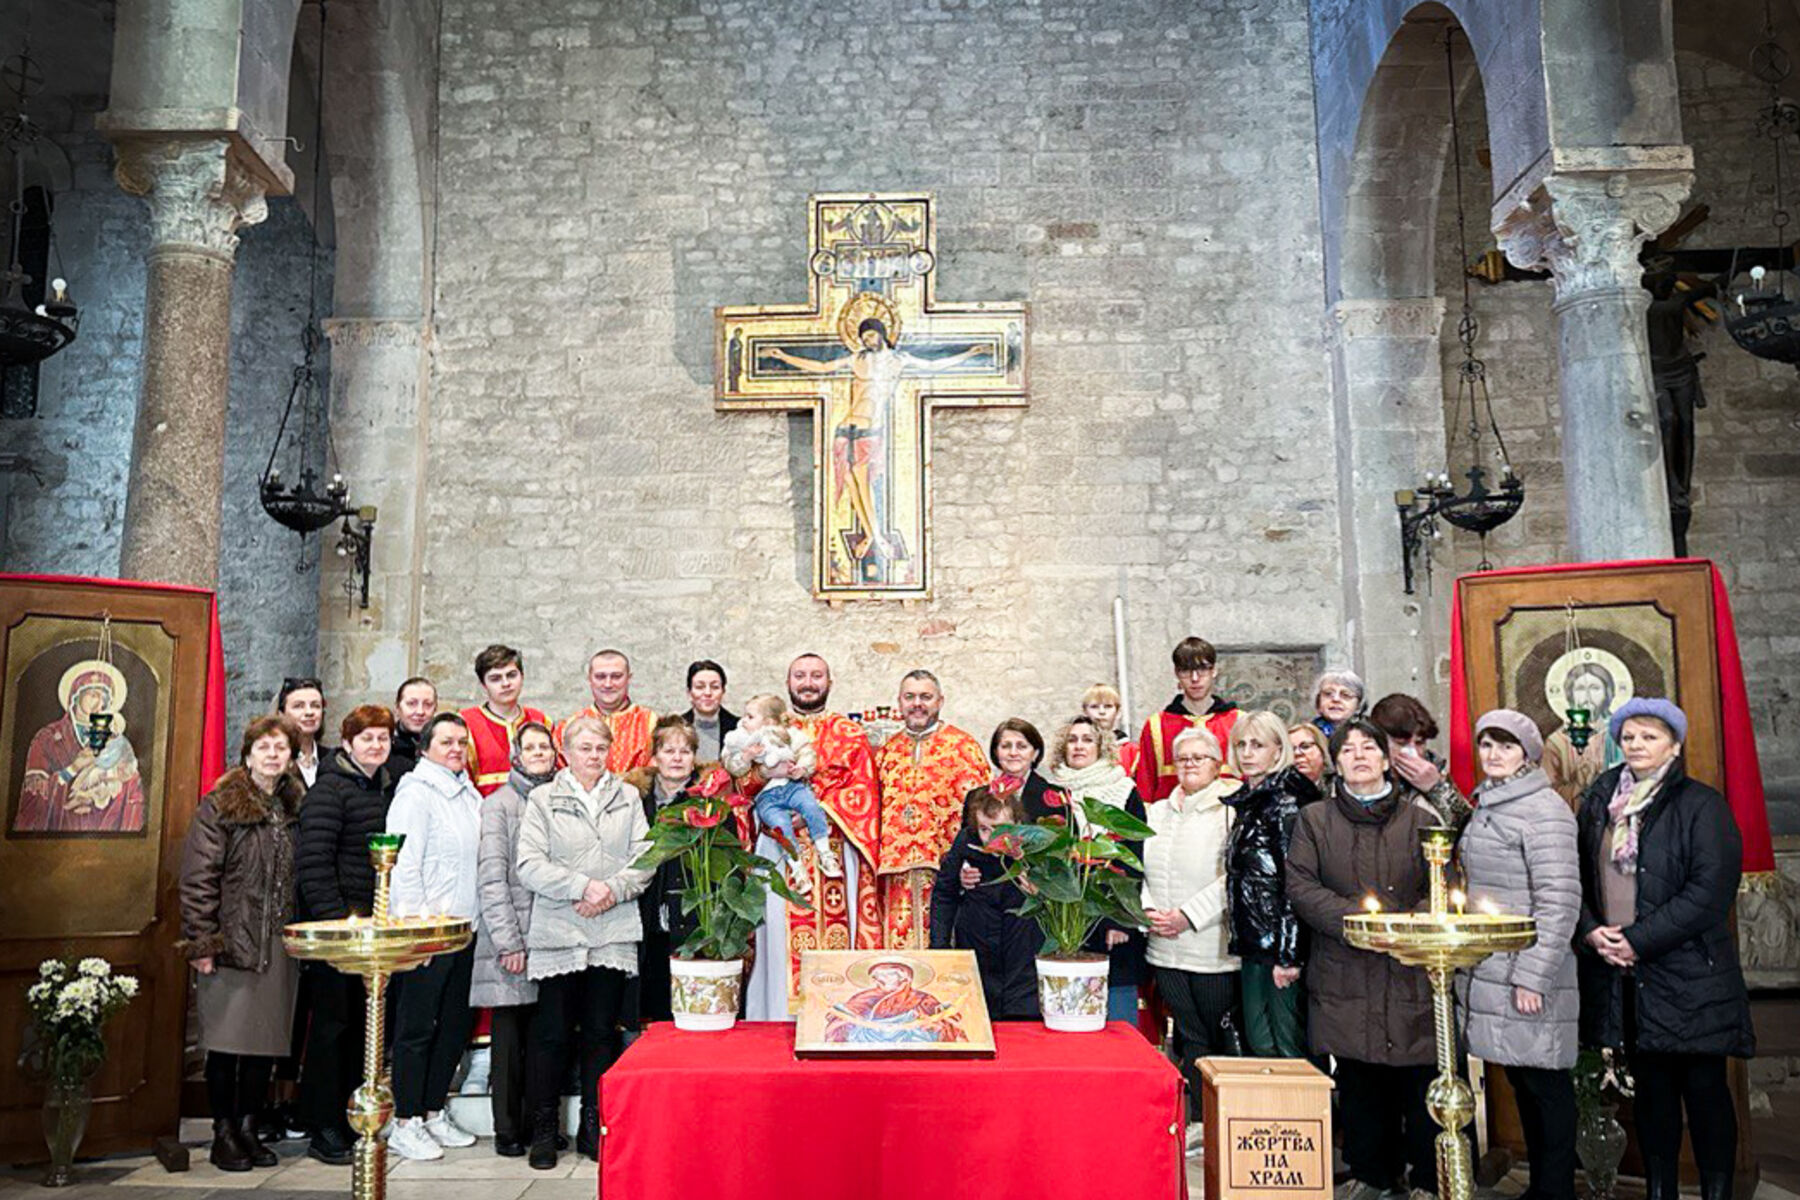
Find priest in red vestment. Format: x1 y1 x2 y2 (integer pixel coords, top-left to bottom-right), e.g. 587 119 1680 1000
746 654 882 1018
555 649 656 774
1135 636 1240 802
875 670 990 948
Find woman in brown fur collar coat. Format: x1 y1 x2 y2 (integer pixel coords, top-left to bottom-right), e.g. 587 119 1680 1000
179 715 306 1172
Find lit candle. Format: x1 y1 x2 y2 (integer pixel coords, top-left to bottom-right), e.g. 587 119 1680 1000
1477 897 1498 915
1450 889 1467 916
1362 895 1382 914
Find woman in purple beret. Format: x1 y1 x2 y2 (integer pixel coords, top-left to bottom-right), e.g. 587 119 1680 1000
1574 698 1753 1200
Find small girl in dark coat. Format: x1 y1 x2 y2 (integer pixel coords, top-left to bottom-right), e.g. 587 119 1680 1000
930 788 1041 1019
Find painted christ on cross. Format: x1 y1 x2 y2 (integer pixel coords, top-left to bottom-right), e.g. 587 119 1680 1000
716 194 1030 600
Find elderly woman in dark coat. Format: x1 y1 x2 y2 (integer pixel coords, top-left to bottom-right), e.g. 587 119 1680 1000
1457 710 1580 1200
179 715 306 1172
1287 717 1470 1200
1576 698 1753 1200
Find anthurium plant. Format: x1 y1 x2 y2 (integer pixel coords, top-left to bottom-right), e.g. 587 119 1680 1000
987 793 1154 959
631 768 810 962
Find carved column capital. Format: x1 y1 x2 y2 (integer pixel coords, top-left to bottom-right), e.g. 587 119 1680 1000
113 136 269 264
1495 170 1693 307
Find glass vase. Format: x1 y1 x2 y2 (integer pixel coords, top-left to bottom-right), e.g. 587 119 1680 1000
41 1075 93 1188
1575 1102 1627 1200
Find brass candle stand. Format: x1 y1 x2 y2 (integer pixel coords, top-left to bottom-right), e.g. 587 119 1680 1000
1342 827 1536 1200
284 834 473 1200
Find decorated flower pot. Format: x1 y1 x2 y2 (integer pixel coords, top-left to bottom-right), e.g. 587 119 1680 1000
670 957 744 1031
1035 956 1109 1032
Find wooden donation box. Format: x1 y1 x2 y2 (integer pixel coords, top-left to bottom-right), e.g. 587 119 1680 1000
1199 1058 1334 1200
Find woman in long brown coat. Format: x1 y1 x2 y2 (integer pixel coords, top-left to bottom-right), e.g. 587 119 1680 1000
1287 717 1469 1200
179 715 306 1172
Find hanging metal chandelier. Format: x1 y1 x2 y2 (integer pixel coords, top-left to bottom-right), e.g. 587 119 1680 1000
1725 3 1800 367
256 0 375 609
1395 27 1525 595
0 39 79 369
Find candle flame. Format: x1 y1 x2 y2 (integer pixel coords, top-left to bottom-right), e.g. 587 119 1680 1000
1451 889 1467 915
1477 897 1498 915
1363 895 1382 913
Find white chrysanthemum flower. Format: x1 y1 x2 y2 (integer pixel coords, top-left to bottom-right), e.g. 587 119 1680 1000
78 958 110 978
27 981 51 1005
39 960 64 979
117 976 140 998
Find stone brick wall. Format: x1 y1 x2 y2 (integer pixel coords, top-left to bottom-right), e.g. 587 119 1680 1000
421 0 1344 735
1434 52 1800 827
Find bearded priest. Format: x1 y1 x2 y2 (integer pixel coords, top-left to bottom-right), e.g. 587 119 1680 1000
745 654 883 1019
874 670 990 949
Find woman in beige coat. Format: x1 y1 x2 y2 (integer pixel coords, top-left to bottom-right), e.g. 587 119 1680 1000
516 715 650 1168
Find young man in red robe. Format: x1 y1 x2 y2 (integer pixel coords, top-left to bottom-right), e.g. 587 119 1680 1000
459 644 549 797
1134 636 1240 802
745 653 883 1019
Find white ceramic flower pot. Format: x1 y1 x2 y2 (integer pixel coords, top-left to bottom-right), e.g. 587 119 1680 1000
1035 955 1110 1032
669 957 743 1031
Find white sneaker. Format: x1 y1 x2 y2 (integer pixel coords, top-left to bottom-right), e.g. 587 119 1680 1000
457 1047 490 1095
786 858 813 895
389 1118 444 1161
815 845 843 878
423 1111 476 1148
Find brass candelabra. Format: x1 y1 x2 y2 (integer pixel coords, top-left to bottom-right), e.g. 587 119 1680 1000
1342 827 1537 1200
284 834 472 1200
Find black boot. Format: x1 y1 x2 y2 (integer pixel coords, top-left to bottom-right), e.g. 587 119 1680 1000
1700 1171 1734 1200
1644 1158 1680 1200
209 1117 254 1172
576 1105 600 1160
235 1114 279 1167
527 1110 558 1171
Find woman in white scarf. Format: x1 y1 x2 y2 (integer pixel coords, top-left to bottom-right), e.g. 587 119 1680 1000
1047 715 1147 1025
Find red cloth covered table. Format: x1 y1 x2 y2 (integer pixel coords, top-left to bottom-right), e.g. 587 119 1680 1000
598 1021 1186 1200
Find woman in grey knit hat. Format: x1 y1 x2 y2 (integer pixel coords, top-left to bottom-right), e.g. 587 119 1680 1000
1457 709 1580 1200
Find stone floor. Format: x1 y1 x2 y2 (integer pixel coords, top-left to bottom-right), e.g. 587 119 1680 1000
4 1120 1797 1200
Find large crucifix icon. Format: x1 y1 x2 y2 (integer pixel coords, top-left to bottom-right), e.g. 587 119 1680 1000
716 193 1029 600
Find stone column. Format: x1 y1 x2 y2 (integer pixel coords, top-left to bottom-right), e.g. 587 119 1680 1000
1326 296 1451 698
1497 168 1693 562
315 316 432 700
111 136 268 589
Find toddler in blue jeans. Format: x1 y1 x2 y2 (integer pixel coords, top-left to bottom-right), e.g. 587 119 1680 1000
722 694 842 892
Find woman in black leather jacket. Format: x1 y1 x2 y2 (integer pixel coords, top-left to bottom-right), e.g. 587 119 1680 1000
1224 710 1319 1057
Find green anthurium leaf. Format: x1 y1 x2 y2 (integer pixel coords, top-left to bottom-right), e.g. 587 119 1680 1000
1079 797 1154 840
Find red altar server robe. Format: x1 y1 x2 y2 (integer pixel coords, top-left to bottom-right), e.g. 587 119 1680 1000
1134 696 1240 802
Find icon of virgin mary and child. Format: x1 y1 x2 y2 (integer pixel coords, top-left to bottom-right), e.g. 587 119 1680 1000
14 660 147 834
821 957 969 1045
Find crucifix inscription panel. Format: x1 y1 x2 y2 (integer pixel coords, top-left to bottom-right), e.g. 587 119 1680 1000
715 193 1029 600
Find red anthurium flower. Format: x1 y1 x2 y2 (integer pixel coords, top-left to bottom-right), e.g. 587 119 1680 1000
985 832 1024 858
692 767 732 798
1041 814 1067 827
683 804 726 829
1042 789 1067 808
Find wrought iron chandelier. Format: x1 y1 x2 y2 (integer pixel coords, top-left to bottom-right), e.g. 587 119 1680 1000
0 36 78 369
256 0 375 608
1395 28 1525 595
1724 1 1800 367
